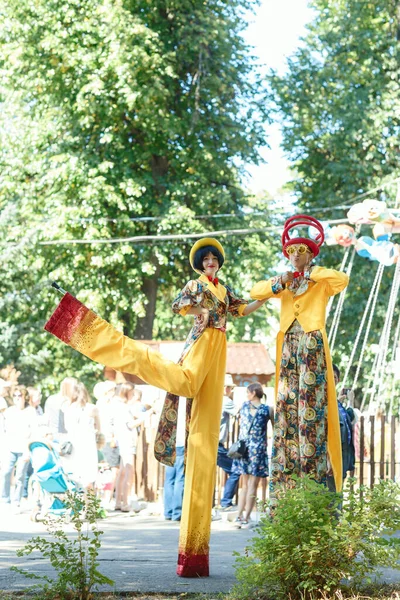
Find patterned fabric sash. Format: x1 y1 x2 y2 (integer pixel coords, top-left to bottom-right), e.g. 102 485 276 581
154 393 193 466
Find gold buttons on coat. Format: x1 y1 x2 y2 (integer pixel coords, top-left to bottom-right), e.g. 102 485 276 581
294 312 299 316
295 303 300 308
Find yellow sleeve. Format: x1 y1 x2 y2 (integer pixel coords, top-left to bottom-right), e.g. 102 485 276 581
250 277 285 300
236 304 247 317
310 266 349 296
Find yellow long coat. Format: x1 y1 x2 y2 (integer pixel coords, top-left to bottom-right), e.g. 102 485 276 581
251 266 349 492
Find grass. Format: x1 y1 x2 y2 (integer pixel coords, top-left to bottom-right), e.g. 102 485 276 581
0 588 400 600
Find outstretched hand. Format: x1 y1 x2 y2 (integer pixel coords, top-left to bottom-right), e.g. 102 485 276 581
281 272 294 285
197 308 209 328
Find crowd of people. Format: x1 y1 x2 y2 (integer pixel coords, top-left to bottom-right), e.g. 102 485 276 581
0 376 155 514
0 368 280 525
0 367 363 523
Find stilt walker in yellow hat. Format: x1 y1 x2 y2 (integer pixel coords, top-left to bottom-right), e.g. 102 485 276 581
44 238 266 577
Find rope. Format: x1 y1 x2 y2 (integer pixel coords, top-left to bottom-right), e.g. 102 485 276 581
328 247 354 345
339 246 352 273
360 348 380 412
37 218 352 246
328 246 357 351
374 259 400 405
390 310 400 365
365 260 400 410
341 262 384 390
326 246 351 318
376 262 400 394
351 263 385 392
388 310 400 416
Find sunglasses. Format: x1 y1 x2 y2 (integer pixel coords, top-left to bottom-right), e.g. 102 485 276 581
287 243 311 255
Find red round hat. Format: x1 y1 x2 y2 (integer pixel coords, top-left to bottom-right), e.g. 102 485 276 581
282 214 324 258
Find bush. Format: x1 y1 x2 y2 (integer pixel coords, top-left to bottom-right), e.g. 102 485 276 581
231 477 400 600
11 490 114 599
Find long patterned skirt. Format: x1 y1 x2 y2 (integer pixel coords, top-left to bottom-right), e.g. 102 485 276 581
270 322 328 507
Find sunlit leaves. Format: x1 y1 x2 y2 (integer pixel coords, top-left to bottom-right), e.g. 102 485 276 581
0 0 275 390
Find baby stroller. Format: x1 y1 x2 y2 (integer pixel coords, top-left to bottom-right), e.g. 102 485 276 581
28 439 77 521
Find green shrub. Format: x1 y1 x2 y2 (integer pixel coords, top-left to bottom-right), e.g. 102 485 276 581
231 477 400 600
11 490 114 599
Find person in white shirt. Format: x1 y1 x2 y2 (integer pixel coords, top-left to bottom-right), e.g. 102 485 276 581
44 377 77 435
22 387 47 499
0 379 11 472
0 385 35 508
0 397 8 471
93 380 120 507
113 384 152 512
63 381 100 491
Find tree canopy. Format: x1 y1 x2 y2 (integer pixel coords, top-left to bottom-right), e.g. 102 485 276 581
270 0 400 411
0 0 281 391
3 0 398 412
271 0 400 211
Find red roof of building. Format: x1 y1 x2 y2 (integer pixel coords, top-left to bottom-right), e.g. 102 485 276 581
105 340 275 379
226 342 275 376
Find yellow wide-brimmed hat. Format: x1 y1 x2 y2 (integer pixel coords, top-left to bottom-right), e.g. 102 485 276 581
189 237 225 273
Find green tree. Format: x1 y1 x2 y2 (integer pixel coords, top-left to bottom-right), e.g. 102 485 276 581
271 0 400 211
0 0 279 389
269 0 400 410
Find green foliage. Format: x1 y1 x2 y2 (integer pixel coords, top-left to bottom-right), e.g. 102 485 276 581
271 0 400 208
11 490 114 600
231 477 400 600
0 0 279 391
269 0 400 409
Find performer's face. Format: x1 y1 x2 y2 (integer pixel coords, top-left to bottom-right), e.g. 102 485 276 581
287 244 313 272
202 252 219 277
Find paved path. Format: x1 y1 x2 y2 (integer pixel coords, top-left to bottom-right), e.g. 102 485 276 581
0 507 254 594
1 506 399 595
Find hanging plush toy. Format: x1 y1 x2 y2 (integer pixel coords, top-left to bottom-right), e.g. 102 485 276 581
308 222 356 247
371 215 400 236
355 236 400 266
347 199 400 233
331 224 356 247
347 199 392 224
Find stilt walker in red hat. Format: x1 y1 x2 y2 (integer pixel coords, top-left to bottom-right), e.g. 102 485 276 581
251 215 349 506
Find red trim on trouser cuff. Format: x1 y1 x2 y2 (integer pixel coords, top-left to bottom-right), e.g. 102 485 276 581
44 293 89 344
176 553 209 577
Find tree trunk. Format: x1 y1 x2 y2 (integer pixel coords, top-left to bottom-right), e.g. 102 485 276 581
131 155 168 339
133 258 161 340
397 1 400 41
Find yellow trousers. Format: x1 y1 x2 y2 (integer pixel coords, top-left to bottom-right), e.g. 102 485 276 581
45 294 226 577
